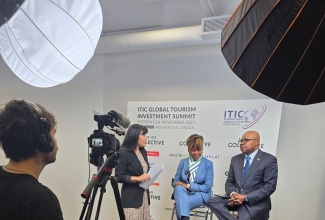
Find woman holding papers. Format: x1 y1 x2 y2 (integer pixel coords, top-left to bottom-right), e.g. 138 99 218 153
115 124 151 220
172 134 214 220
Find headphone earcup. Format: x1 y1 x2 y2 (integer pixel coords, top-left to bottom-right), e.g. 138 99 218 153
48 137 54 152
27 101 54 153
38 134 53 153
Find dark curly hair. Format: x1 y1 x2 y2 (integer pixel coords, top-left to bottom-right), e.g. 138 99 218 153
0 100 56 161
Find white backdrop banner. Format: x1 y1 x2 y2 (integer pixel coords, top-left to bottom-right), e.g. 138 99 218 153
127 99 282 220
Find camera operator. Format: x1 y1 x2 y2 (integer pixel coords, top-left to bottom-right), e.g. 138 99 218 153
0 99 63 220
115 124 151 220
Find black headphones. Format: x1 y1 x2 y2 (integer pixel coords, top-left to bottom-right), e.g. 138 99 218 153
27 101 54 153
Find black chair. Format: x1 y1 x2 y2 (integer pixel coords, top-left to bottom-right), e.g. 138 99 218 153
228 206 238 219
171 204 213 220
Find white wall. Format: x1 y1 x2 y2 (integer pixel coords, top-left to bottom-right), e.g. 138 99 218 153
1 43 324 220
0 55 105 220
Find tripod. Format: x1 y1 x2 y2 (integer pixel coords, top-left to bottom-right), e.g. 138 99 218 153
79 153 125 220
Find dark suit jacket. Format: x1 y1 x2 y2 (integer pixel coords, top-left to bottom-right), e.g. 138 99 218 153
226 149 278 220
115 148 150 208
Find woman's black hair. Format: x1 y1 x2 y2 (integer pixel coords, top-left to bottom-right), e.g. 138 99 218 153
121 124 148 150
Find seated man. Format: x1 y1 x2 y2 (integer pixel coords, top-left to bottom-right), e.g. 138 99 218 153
207 131 278 220
172 134 214 220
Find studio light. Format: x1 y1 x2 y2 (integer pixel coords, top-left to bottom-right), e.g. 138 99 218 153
221 0 324 105
0 0 103 87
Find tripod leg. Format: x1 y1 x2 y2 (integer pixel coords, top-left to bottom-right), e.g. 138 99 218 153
79 190 91 220
94 185 106 220
110 177 126 220
85 185 99 220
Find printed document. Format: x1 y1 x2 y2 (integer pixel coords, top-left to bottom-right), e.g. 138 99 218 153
139 163 164 189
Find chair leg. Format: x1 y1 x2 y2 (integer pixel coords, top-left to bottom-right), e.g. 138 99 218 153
171 204 176 220
174 205 214 220
207 207 213 220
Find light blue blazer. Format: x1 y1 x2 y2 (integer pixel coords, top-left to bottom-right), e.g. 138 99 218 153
172 156 214 202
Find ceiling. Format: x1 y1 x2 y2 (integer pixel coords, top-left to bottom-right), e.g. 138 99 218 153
99 0 240 34
96 0 241 53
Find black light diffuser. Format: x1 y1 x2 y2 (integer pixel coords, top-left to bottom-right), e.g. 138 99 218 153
0 0 25 27
221 0 325 105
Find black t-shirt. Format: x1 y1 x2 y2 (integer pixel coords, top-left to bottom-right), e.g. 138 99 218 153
0 166 63 220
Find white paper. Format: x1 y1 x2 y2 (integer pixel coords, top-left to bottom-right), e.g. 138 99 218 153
139 163 164 189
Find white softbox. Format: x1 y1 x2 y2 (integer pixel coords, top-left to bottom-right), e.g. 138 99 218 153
0 0 103 87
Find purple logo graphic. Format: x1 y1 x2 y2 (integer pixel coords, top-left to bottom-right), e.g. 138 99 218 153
242 105 267 129
223 105 267 128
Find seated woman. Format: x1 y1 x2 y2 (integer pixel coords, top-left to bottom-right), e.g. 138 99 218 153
172 134 214 220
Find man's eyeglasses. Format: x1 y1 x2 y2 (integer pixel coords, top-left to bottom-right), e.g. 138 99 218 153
239 138 256 144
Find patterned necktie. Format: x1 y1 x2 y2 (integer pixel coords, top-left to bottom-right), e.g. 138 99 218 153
242 155 251 180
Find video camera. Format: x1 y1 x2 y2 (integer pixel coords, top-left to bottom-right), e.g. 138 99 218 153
81 110 130 219
88 110 130 168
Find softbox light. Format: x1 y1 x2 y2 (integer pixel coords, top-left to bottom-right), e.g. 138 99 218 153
221 0 324 105
0 0 103 87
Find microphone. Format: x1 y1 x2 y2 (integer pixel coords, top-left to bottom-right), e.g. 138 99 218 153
106 110 131 129
116 111 131 128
